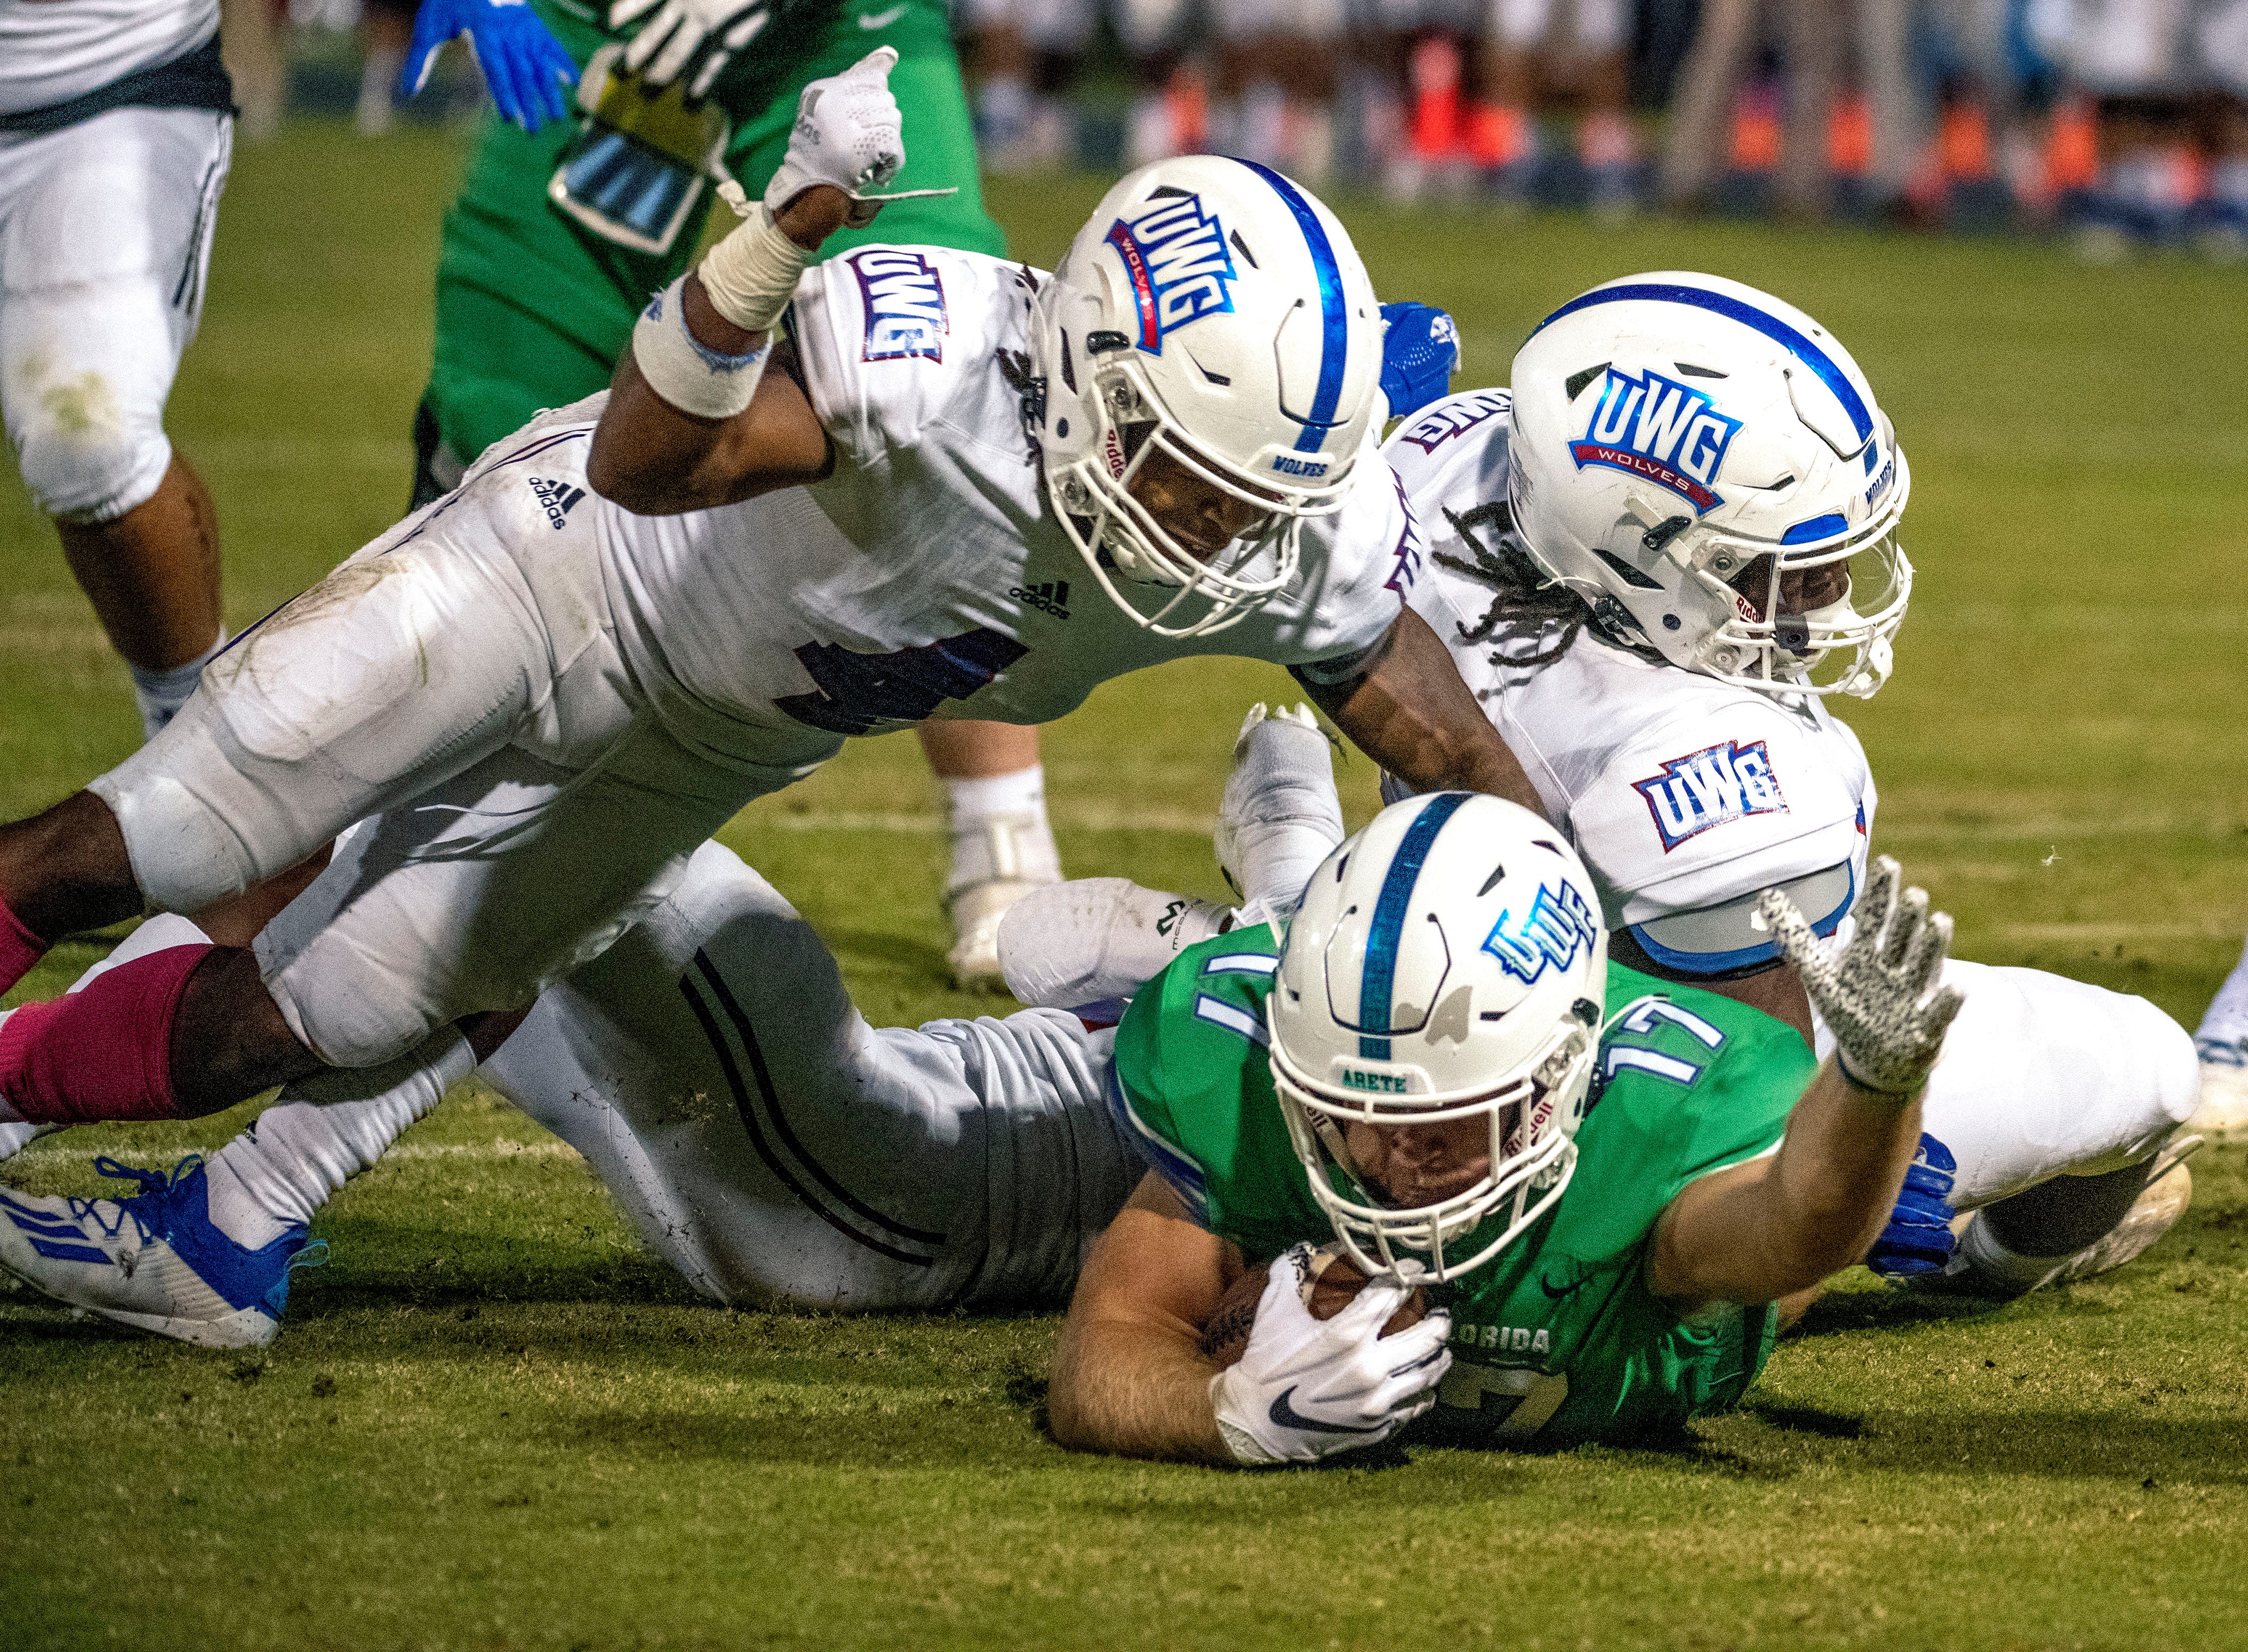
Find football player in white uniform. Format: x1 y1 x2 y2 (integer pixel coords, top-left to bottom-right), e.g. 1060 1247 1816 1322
0 837 1157 1346
2 0 236 737
1362 275 2204 1296
0 57 1533 1162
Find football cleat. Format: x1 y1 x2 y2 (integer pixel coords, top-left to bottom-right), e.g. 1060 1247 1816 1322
2188 1036 2248 1141
1213 703 1345 916
0 1155 324 1349
945 811 1061 993
1895 1134 2201 1300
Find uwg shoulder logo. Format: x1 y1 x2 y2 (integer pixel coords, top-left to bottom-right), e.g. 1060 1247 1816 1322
1104 193 1237 353
1633 738 1788 851
1569 368 1742 515
1398 389 1509 454
1482 881 1599 984
1008 579 1071 620
849 249 947 361
527 476 584 529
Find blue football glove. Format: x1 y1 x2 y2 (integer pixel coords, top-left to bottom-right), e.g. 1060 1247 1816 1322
398 0 579 133
1866 1132 1960 1277
1378 301 1462 422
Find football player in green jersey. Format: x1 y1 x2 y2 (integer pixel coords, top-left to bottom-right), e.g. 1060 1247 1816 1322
1045 788 1964 1466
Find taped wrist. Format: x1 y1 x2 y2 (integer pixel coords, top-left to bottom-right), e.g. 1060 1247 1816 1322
630 275 773 420
697 199 809 333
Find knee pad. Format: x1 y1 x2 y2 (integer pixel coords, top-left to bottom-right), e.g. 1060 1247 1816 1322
12 384 172 523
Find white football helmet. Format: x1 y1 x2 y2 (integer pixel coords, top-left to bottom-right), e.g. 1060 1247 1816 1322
1030 156 1384 638
1267 793 1607 1282
1509 272 1912 698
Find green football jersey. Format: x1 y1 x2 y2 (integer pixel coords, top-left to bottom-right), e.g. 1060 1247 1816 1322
1107 925 1817 1450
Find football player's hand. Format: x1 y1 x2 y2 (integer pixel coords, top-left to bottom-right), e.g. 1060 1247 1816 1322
610 0 769 100
1378 302 1461 422
1209 1243 1452 1466
760 48 956 226
1760 855 1964 1097
399 0 577 132
1214 704 1343 917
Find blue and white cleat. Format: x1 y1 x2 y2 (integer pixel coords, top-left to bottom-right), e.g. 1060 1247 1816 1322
0 1155 324 1349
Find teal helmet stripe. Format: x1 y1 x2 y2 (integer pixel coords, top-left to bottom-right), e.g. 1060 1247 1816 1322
1356 791 1471 1059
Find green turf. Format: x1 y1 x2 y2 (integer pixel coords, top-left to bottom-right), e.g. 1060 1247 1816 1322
4 124 2247 1650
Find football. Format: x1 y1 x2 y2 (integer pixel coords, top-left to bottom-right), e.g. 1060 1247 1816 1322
1199 1242 1429 1370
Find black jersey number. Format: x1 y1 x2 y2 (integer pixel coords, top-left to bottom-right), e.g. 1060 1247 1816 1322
1437 1361 1570 1442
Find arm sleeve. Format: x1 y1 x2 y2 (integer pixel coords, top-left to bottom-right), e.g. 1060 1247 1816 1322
785 246 988 469
1567 704 1865 972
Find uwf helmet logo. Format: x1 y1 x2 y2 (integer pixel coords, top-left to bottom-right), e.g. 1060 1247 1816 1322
1482 881 1599 985
1633 738 1788 851
1104 193 1237 353
850 249 948 362
1569 367 1743 515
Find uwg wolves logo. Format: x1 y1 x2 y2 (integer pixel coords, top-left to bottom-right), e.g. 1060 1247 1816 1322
1104 193 1237 352
1483 881 1599 984
849 249 948 361
1399 389 1509 454
1633 739 1787 850
1570 367 1743 514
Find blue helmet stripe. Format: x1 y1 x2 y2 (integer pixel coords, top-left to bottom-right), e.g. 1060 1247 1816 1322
1235 158 1349 455
1357 791 1470 1045
1531 282 1875 448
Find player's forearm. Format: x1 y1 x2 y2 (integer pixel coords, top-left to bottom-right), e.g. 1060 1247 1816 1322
1308 609 1544 816
587 189 846 514
1047 1314 1232 1465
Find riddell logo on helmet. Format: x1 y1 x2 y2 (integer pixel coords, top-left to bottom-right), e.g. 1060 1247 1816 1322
1569 367 1743 515
1103 193 1238 352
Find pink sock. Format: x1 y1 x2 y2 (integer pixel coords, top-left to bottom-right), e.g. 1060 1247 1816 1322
0 943 209 1123
0 893 44 995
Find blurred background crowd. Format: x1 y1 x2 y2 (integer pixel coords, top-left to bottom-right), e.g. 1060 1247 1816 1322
224 0 2248 262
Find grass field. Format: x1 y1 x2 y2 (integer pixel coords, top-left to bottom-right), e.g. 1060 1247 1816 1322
4 124 2248 1650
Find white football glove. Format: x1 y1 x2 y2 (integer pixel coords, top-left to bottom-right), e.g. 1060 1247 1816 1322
1209 1243 1453 1467
760 47 955 226
611 0 769 100
996 878 1230 1010
1759 854 1965 1097
1213 703 1345 918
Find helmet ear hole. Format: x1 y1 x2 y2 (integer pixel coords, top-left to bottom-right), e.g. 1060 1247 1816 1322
1059 331 1077 394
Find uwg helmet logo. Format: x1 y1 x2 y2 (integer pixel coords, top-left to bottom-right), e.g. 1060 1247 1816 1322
1633 739 1788 851
849 249 948 362
1104 193 1237 353
1482 881 1599 984
1569 367 1743 514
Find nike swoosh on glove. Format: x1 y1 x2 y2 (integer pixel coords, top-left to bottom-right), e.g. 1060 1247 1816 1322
1209 1243 1452 1466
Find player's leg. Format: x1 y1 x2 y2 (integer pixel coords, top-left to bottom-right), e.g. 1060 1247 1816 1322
2188 929 2248 1136
919 719 1064 991
483 841 1137 1310
0 106 233 737
1869 958 2203 1295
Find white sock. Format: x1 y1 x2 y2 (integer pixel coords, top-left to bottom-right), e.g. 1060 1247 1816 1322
944 765 1061 893
201 1032 475 1250
2196 933 2248 1054
358 42 405 134
130 630 226 740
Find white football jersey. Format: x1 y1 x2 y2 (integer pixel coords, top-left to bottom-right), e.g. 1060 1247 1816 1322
1386 390 1874 975
0 0 217 115
598 246 1419 768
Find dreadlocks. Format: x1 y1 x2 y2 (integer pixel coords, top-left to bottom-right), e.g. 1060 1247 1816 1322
1433 499 1588 671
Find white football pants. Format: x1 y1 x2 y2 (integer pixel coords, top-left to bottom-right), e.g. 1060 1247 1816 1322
87 406 843 1070
0 104 229 522
146 842 1139 1312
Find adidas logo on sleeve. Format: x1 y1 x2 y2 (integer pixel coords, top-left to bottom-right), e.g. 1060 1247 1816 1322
1008 580 1072 620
